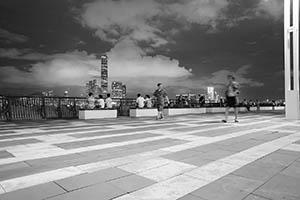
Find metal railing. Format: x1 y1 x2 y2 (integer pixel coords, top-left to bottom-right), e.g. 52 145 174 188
0 96 284 121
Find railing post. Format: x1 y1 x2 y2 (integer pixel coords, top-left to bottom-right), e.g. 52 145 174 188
57 98 62 118
41 97 46 119
6 97 12 121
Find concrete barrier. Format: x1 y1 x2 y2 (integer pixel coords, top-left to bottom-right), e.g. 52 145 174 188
206 107 225 113
129 109 158 117
79 110 117 119
164 108 206 116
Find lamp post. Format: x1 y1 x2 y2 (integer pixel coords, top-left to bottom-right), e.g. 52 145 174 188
284 0 300 119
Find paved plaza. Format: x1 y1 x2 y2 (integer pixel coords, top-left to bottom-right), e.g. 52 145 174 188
0 112 299 200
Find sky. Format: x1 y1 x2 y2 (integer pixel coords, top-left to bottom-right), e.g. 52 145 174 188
0 0 284 99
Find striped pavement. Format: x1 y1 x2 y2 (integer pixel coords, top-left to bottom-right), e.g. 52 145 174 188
0 112 299 200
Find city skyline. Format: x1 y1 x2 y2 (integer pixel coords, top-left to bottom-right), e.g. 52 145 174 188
0 0 284 100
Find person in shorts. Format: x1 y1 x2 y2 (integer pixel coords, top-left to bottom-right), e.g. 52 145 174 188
222 75 240 123
153 83 169 120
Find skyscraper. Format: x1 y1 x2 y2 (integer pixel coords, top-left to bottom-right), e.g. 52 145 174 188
112 81 123 98
122 84 127 98
207 87 215 101
101 55 108 94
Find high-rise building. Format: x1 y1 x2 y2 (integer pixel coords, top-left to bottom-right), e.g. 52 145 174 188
85 79 101 95
112 81 123 98
101 55 108 94
122 84 127 98
207 87 215 101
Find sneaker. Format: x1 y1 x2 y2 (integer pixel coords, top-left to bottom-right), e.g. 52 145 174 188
234 119 239 123
222 120 227 123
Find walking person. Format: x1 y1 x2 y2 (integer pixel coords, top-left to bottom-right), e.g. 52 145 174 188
222 75 240 123
153 83 169 120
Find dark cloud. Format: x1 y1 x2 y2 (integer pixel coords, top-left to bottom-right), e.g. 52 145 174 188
0 0 285 99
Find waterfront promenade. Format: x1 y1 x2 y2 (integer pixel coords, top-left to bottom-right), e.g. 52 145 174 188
0 112 299 200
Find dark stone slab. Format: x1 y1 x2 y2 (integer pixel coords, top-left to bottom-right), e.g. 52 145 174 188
0 139 41 148
72 124 185 138
191 174 263 200
48 182 126 200
0 182 65 200
253 174 300 200
55 133 161 150
177 194 207 200
0 151 14 159
55 168 132 192
108 174 155 193
232 161 285 182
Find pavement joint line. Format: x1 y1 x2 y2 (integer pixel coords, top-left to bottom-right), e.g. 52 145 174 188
2 119 279 165
0 122 293 194
114 132 300 200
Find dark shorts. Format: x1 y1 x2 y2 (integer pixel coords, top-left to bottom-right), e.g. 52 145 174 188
226 96 237 107
157 104 164 111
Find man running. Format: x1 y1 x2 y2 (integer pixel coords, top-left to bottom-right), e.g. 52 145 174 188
153 83 169 120
222 75 240 123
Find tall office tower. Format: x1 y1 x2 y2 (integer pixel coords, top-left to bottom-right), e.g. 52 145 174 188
112 81 123 98
122 84 127 98
207 86 215 101
85 79 101 95
101 55 108 94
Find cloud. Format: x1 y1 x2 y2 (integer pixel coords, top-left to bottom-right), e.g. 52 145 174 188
0 48 50 60
0 28 29 43
256 0 283 21
0 50 101 87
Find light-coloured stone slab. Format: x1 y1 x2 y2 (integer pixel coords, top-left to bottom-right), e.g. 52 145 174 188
0 167 83 193
114 175 208 200
138 161 196 182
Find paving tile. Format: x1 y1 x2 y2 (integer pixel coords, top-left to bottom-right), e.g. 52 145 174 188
191 174 263 200
216 140 264 152
108 174 155 193
0 182 65 200
47 182 126 200
255 151 298 167
26 153 84 167
138 161 196 182
162 150 203 161
200 149 235 160
0 162 30 172
0 139 41 148
0 151 14 159
232 161 285 182
181 156 213 167
242 194 270 200
72 124 185 138
253 174 300 200
55 133 161 150
118 157 171 174
280 161 300 179
55 167 131 191
177 194 206 200
116 174 207 200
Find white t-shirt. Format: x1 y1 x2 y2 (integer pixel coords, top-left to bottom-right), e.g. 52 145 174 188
136 96 145 108
105 97 113 108
145 98 152 108
87 96 95 109
96 99 105 108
